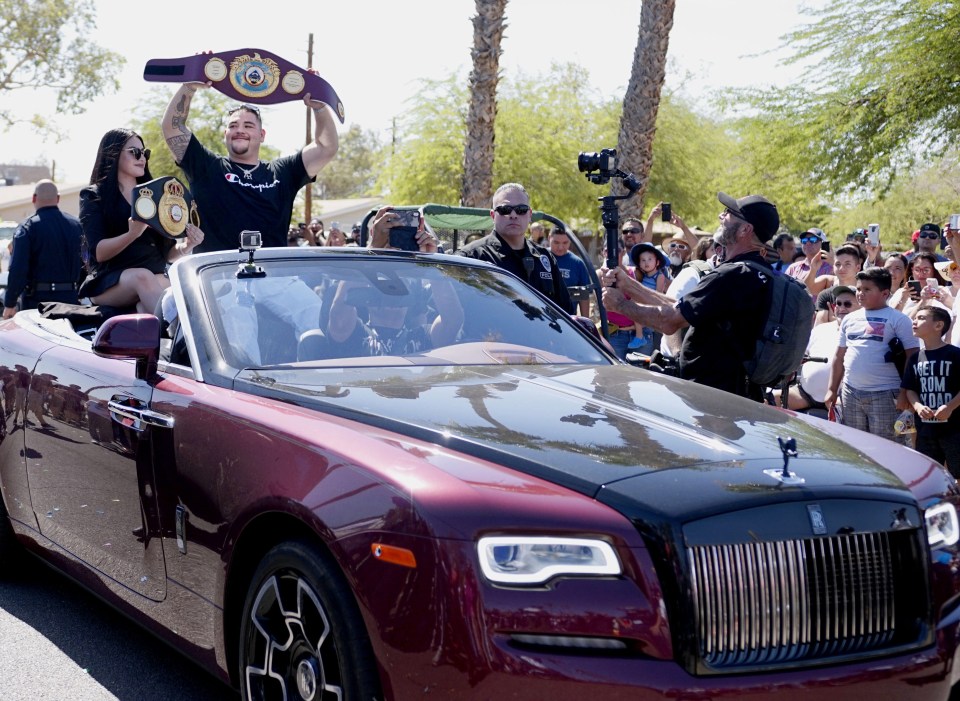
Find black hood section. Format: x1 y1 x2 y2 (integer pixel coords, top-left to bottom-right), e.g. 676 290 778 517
235 364 914 516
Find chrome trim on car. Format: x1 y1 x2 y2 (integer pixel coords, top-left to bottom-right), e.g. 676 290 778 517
167 260 203 382
688 531 902 668
108 399 175 430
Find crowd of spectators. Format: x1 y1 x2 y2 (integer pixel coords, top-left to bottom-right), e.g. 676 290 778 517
568 203 960 477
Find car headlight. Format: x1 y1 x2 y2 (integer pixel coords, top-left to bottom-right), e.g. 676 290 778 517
925 502 959 548
477 536 621 585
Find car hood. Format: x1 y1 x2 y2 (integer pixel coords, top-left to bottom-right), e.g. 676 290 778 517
237 364 930 516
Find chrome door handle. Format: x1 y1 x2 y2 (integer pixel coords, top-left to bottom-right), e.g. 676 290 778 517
107 400 175 430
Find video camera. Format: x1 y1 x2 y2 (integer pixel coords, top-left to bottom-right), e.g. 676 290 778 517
578 149 619 184
577 146 643 280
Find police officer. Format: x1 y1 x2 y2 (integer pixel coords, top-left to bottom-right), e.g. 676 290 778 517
3 180 83 318
457 183 574 313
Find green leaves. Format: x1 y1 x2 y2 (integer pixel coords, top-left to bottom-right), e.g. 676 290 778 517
0 0 124 123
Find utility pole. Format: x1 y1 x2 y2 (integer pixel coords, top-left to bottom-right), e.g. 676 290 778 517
304 32 315 223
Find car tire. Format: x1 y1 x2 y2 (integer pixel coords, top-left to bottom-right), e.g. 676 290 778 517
239 539 382 701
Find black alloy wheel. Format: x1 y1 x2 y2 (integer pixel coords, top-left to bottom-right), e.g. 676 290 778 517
239 540 381 701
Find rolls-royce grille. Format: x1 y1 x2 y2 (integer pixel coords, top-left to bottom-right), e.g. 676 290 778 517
687 530 927 670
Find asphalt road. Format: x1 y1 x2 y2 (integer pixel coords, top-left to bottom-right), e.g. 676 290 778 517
0 554 238 700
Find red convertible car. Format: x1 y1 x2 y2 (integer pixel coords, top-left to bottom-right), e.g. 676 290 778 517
1 245 959 700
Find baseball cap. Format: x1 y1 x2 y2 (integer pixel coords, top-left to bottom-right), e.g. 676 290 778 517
919 222 942 236
803 228 825 241
832 285 855 300
717 192 780 242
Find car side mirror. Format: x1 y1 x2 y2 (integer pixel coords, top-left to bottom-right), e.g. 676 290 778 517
93 314 161 380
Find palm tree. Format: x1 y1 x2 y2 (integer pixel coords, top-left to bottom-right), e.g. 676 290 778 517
461 0 507 208
614 0 676 220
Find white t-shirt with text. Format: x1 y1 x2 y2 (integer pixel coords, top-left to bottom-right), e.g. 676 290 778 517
838 306 919 391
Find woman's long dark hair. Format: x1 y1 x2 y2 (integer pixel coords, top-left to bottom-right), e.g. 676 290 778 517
89 128 153 210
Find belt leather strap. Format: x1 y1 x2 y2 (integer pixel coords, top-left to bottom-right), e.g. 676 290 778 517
143 48 345 122
32 282 78 292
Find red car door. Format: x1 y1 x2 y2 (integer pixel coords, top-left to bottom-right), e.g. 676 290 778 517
25 344 167 602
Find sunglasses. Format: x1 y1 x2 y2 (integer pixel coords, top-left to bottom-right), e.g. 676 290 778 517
919 232 940 239
493 204 530 216
229 103 261 118
834 300 855 308
723 208 746 221
800 236 821 244
667 242 689 250
621 227 642 235
124 147 150 161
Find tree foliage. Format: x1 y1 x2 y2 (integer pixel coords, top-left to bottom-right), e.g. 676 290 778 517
377 65 619 224
0 0 124 127
737 0 960 196
314 124 384 199
641 90 734 231
376 64 737 231
825 152 960 249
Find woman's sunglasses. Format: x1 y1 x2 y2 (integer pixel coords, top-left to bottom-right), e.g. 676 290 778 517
124 147 151 161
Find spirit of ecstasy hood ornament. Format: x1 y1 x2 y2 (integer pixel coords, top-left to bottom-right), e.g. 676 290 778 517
763 436 805 485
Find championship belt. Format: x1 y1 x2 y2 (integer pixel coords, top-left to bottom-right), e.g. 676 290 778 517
143 48 345 123
131 177 200 240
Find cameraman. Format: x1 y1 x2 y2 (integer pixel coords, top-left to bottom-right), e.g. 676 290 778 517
602 192 780 400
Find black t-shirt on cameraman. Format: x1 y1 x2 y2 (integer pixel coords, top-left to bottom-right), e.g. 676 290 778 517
676 251 772 399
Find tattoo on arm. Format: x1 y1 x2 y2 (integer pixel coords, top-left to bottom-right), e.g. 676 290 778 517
175 93 192 135
167 134 191 162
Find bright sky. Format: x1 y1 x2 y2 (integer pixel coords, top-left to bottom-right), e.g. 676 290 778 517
3 0 822 183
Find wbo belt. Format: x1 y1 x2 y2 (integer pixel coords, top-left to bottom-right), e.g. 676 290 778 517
29 282 78 293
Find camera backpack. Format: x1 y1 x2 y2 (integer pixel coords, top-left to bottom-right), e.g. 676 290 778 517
739 261 815 386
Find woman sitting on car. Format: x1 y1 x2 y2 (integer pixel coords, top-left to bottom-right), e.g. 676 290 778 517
79 128 203 314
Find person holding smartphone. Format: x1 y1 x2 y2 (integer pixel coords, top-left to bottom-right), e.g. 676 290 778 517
367 207 439 253
785 228 833 287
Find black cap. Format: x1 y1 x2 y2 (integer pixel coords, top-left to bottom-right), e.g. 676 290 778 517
920 222 942 235
718 192 780 242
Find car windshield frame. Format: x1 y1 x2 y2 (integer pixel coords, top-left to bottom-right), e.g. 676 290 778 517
191 253 611 370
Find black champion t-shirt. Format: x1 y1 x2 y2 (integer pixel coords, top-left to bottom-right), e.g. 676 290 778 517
179 135 312 252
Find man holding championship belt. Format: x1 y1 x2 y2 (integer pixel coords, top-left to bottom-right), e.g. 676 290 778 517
161 71 338 252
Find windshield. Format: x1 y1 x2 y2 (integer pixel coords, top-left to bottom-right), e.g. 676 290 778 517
196 257 609 368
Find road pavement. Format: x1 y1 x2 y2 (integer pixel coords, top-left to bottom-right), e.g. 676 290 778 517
0 554 237 700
